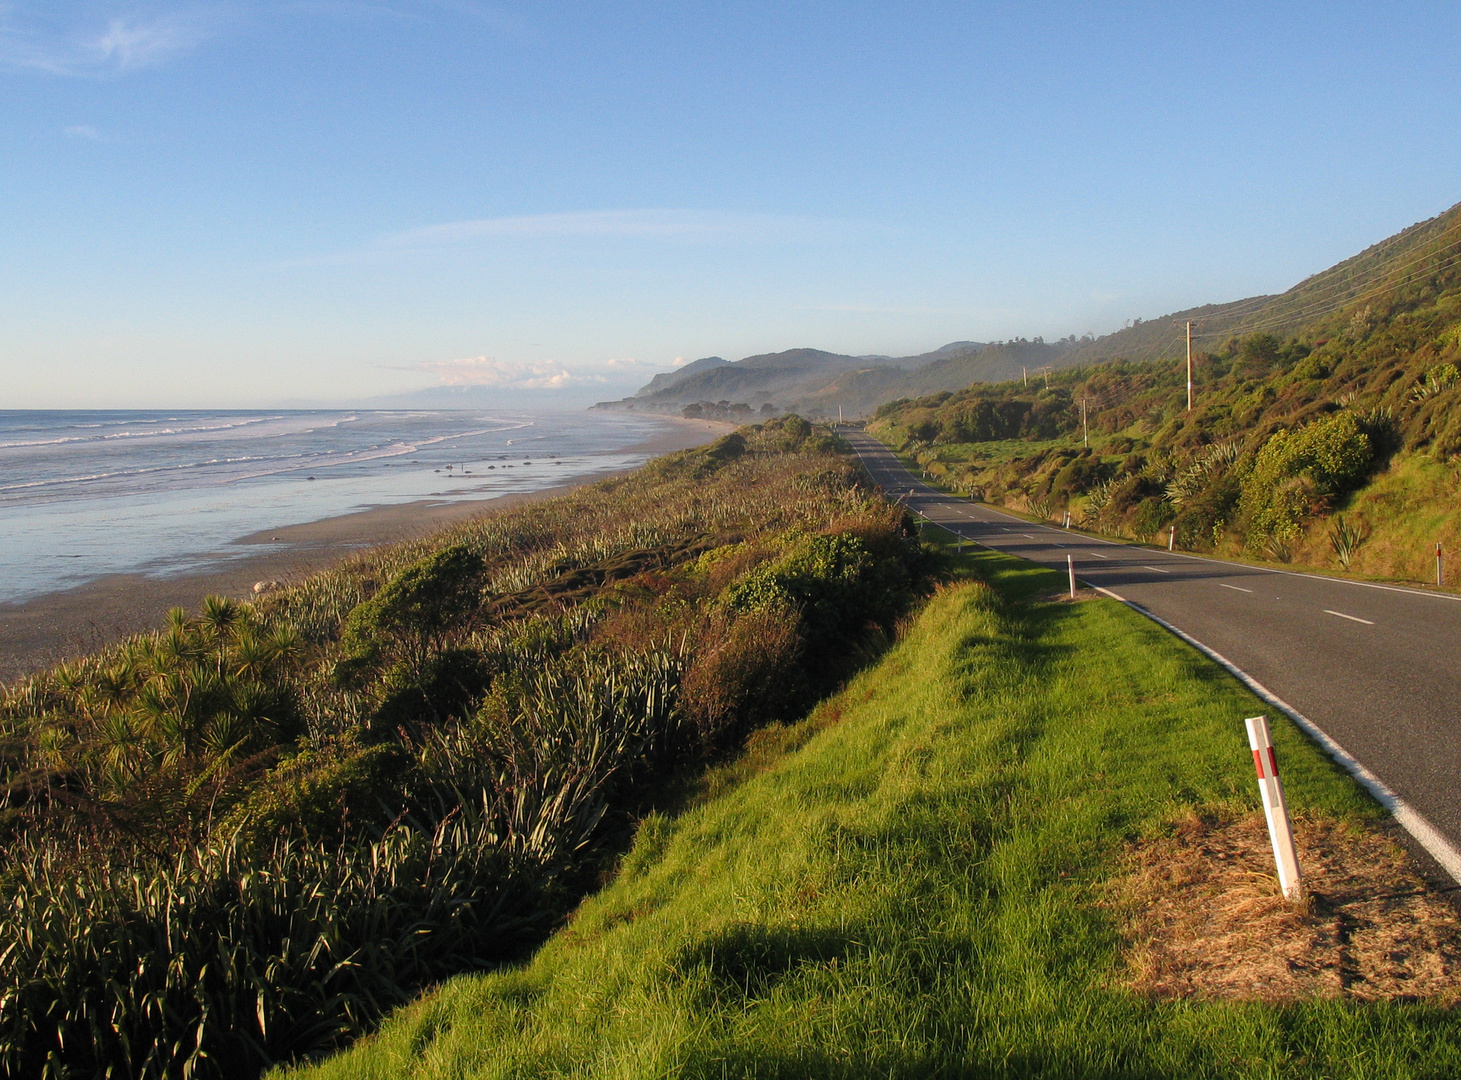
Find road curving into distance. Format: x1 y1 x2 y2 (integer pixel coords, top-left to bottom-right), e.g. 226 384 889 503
842 427 1461 883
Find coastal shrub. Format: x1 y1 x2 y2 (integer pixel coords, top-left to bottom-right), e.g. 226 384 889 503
1 644 691 1080
681 602 803 746
1238 412 1373 545
719 528 916 688
0 422 935 1078
1049 453 1108 496
220 737 406 850
767 414 812 451
695 432 747 474
367 647 493 736
0 811 542 1080
0 603 309 852
338 545 485 668
1131 496 1174 542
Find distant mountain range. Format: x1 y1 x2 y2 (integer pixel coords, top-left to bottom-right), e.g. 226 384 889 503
592 339 1077 418
594 200 1461 419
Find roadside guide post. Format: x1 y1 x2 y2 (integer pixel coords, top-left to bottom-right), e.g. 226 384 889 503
1169 526 1175 552
1067 554 1076 599
1438 541 1444 587
1245 715 1304 902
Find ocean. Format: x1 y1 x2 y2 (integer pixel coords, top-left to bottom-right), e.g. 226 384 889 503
0 409 685 604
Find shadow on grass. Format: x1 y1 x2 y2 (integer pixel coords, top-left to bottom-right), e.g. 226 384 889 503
669 922 853 1000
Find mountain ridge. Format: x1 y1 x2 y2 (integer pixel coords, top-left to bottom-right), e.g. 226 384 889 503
595 199 1461 420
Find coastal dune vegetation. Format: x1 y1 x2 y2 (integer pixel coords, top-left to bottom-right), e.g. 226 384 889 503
0 417 935 1079
280 547 1461 1080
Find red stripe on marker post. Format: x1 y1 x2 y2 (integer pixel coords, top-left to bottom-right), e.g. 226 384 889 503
1245 715 1304 901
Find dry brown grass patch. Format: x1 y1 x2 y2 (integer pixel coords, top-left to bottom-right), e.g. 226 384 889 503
1113 809 1461 1002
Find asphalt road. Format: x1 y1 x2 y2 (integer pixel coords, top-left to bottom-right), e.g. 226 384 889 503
843 429 1461 871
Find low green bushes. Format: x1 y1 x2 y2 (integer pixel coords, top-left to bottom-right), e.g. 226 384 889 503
1237 411 1373 548
0 419 933 1079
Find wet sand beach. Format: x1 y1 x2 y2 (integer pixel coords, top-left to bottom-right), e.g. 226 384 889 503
0 416 729 683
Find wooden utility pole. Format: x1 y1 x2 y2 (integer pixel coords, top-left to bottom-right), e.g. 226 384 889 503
1022 366 1027 387
1186 321 1194 411
1082 396 1088 446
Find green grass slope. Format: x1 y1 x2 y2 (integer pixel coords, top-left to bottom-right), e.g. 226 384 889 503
282 551 1456 1080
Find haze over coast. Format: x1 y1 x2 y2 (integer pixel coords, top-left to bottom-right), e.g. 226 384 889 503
0 409 727 679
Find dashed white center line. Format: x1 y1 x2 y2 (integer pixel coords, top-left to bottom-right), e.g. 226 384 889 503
1219 583 1254 593
1090 553 1109 559
1021 534 1035 539
1143 566 1171 574
1324 609 1375 625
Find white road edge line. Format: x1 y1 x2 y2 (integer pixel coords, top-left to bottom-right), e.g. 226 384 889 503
1324 609 1376 625
1219 583 1253 593
1089 585 1461 886
856 436 1461 881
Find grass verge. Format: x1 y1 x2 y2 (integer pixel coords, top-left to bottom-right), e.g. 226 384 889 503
282 549 1461 1079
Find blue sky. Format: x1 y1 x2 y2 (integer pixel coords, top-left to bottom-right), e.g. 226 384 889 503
4 2 1461 408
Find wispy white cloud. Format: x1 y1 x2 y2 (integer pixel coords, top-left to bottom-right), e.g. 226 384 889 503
2 1 510 76
63 123 104 140
412 356 603 391
0 7 220 76
379 209 855 249
794 303 963 315
285 208 863 269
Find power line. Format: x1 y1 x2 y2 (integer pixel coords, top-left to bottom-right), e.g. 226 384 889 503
1125 221 1461 354
1113 241 1461 360
1066 219 1461 369
1190 239 1461 339
1198 216 1461 329
1143 226 1461 342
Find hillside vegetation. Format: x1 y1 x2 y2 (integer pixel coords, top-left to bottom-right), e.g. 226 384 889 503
603 201 1461 423
281 548 1461 1080
869 207 1461 579
0 418 936 1079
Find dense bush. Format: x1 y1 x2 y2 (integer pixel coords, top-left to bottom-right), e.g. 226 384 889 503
0 419 932 1079
866 293 1461 553
1237 412 1373 545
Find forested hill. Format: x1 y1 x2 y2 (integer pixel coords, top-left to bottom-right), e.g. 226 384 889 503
868 199 1461 584
599 200 1461 421
592 339 1076 419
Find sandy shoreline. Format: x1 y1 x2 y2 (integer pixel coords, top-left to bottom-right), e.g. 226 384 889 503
0 415 731 683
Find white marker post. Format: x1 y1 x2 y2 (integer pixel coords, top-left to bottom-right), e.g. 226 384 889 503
1245 715 1303 901
1067 554 1076 599
1168 526 1175 552
1438 541 1444 587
